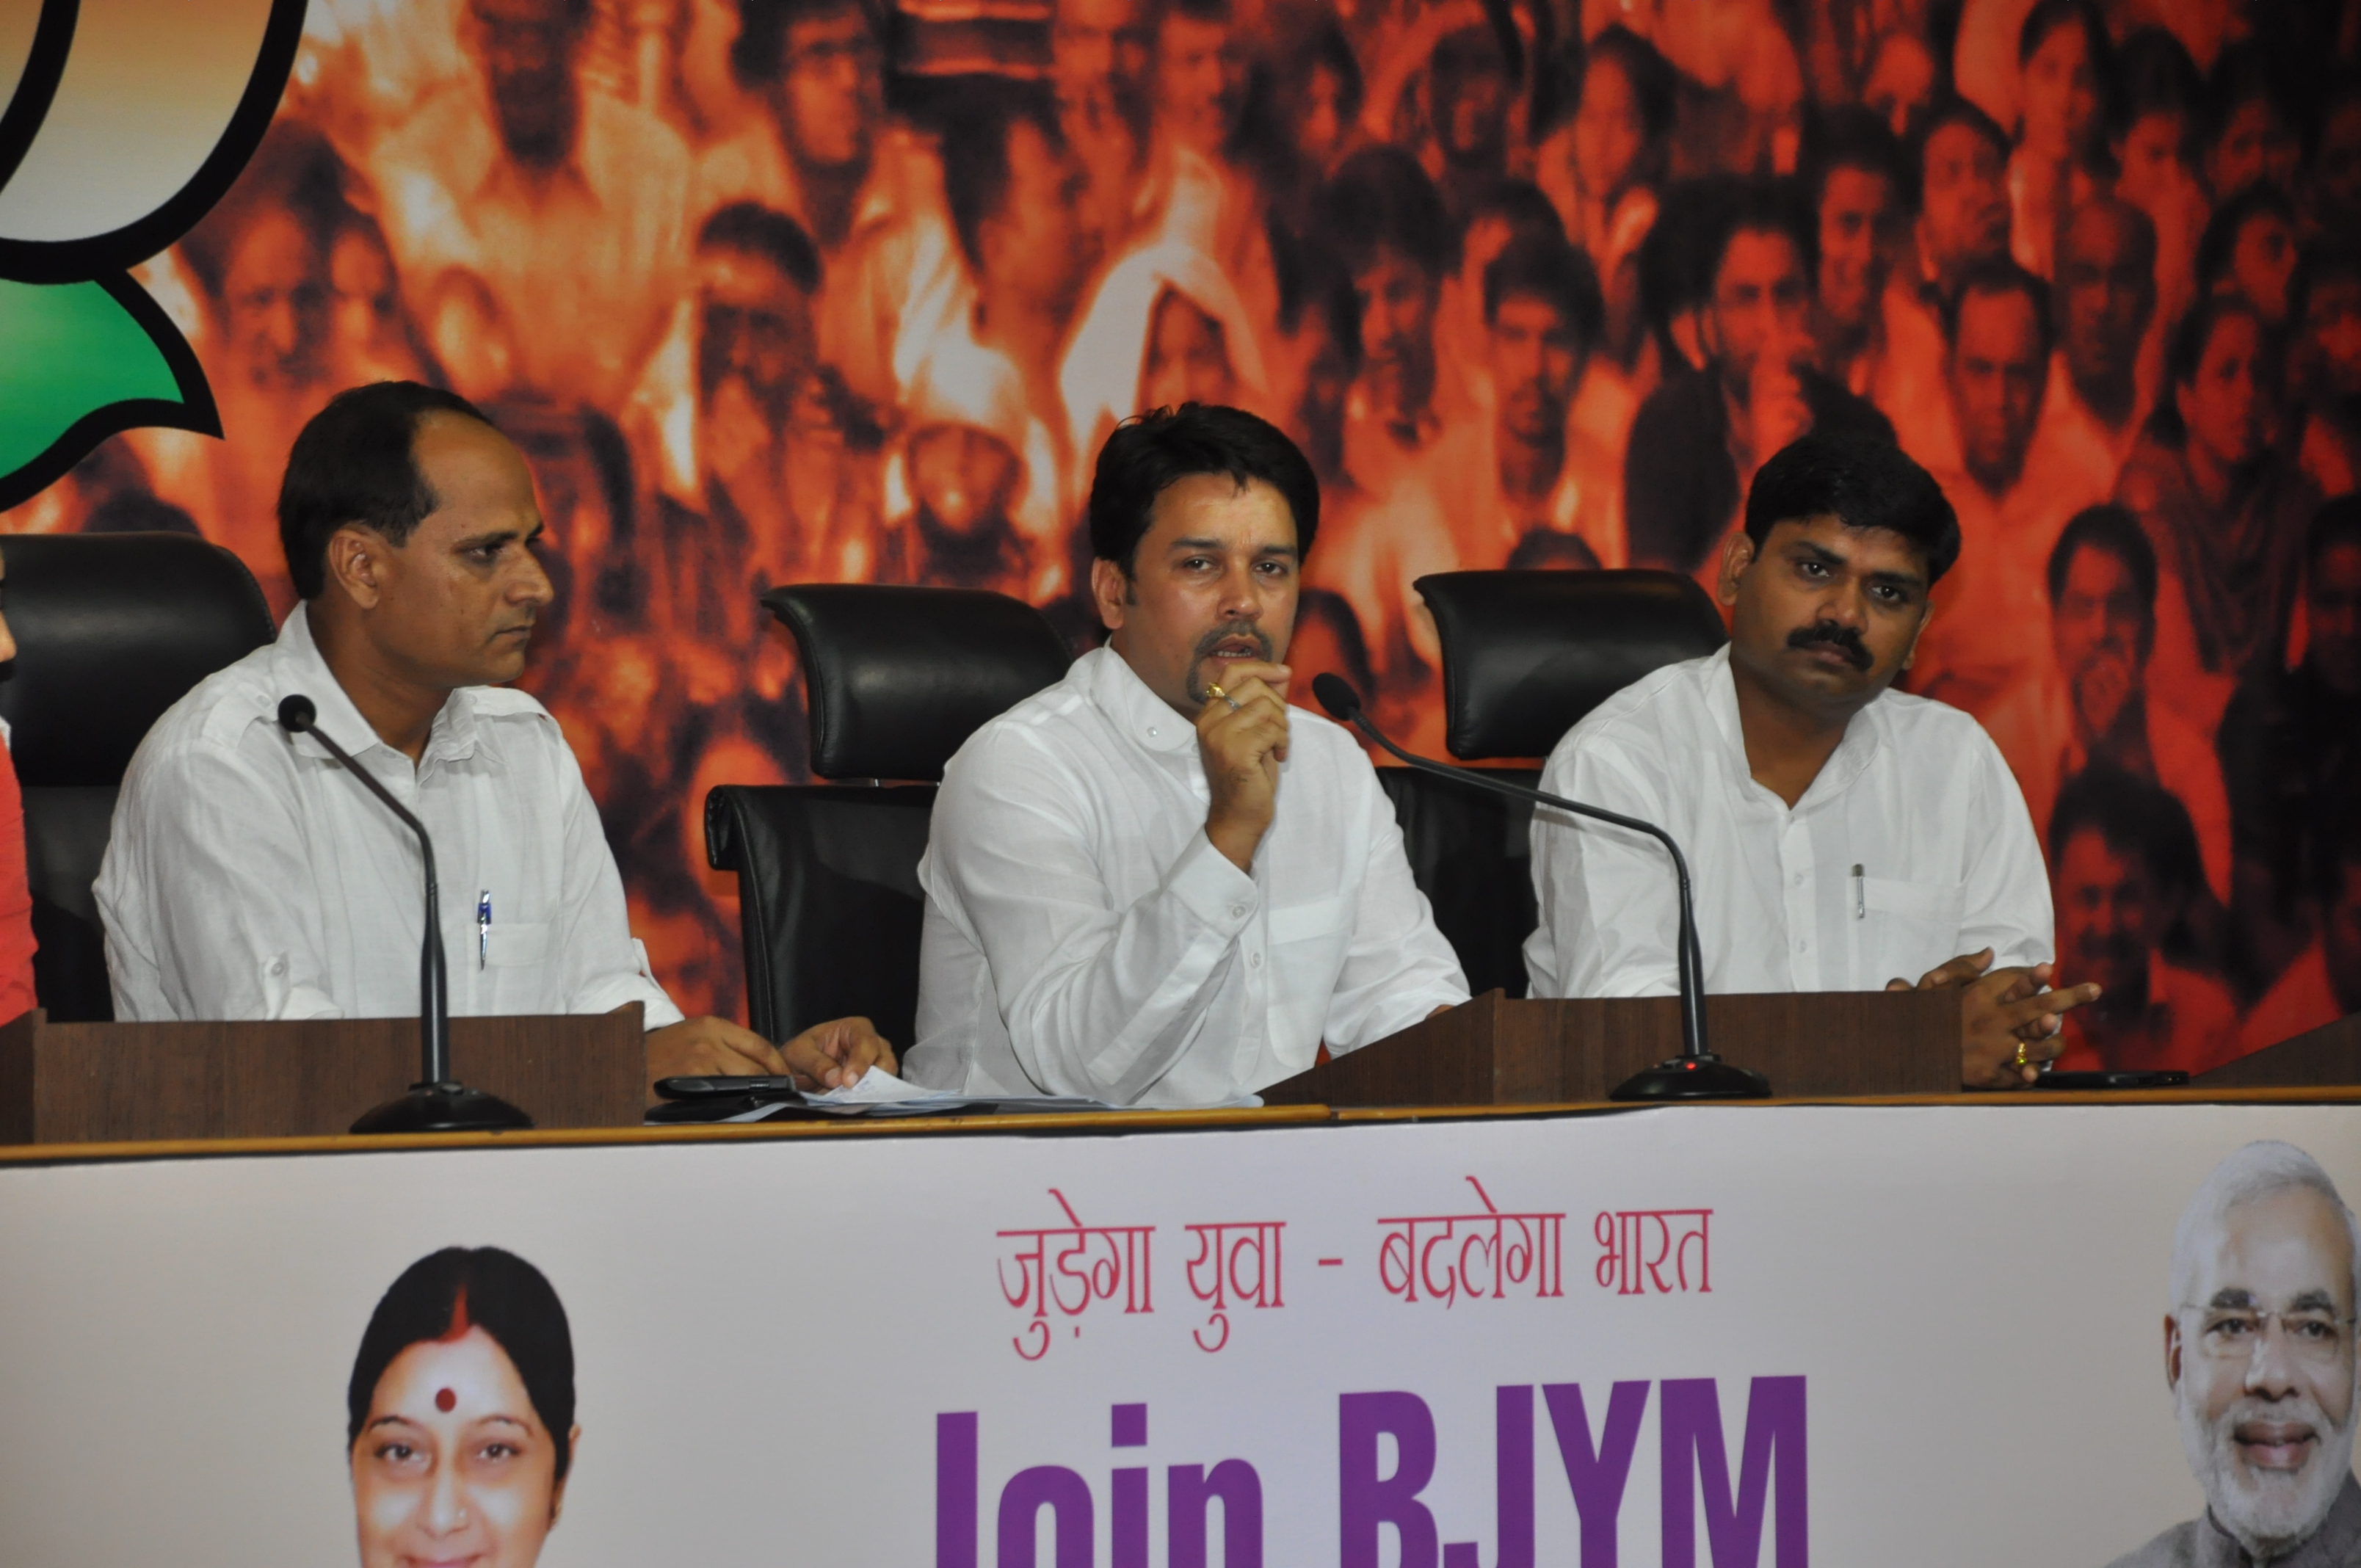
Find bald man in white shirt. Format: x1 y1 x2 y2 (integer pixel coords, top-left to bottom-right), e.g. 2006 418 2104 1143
1525 433 2100 1088
97 381 893 1098
907 404 1468 1106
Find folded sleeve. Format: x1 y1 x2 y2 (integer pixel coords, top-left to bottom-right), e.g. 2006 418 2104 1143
1323 764 1468 1052
921 729 1261 1101
1525 736 1686 999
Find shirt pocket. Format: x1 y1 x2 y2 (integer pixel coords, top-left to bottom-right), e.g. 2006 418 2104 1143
1859 877 1967 984
484 921 551 968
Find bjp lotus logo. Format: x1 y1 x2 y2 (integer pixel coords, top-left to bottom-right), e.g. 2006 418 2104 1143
0 0 304 510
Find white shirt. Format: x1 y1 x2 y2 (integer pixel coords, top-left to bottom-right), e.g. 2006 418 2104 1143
1523 645 2053 998
96 605 683 1028
907 645 1468 1106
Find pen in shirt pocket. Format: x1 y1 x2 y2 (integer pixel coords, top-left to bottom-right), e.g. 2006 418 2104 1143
478 890 491 970
1851 865 1865 920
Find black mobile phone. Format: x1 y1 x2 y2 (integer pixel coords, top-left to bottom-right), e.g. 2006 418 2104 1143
653 1075 807 1101
2035 1069 2191 1090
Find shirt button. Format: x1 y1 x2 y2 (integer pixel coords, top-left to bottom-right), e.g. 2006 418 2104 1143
1147 727 1159 737
1230 904 1246 918
1797 939 1810 951
1249 951 1263 968
1792 873 1805 886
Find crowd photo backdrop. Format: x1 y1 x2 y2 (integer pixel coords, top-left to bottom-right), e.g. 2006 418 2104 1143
1 0 2357 1062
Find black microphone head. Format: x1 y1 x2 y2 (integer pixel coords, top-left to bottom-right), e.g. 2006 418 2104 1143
1310 672 1363 722
277 695 316 735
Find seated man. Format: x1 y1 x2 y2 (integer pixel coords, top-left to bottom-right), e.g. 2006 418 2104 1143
1526 432 2097 1088
96 382 893 1097
906 404 1468 1106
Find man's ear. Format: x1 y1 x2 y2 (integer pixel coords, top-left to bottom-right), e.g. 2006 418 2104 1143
1089 556 1131 633
1716 527 1756 609
324 524 392 612
2163 1313 2181 1392
1901 598 1934 670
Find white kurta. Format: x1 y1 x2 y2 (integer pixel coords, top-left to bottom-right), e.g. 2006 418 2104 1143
1524 645 2054 998
97 605 683 1028
908 646 1468 1106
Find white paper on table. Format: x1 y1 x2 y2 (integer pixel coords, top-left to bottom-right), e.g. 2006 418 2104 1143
799 1072 1120 1114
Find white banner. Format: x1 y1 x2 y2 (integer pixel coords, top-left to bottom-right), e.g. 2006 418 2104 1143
0 1103 2356 1567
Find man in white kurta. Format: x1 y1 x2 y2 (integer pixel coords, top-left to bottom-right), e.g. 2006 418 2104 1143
907 406 1467 1106
1526 432 2097 1087
97 381 891 1095
99 600 675 1026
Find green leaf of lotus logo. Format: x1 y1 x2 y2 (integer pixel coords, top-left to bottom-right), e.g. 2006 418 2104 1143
0 0 307 512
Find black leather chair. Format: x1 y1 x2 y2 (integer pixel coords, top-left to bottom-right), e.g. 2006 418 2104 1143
706 585 1072 1047
0 533 276 1020
1382 569 1727 997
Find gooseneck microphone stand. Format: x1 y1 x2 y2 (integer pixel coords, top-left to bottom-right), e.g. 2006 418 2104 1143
1310 675 1769 1100
278 696 533 1133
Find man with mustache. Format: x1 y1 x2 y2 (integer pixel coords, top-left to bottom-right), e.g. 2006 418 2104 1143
906 404 1468 1106
2108 1140 2361 1568
96 382 896 1100
1526 433 2097 1088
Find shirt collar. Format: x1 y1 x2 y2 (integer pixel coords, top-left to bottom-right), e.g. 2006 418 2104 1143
1702 642 1887 807
1082 644 1200 755
269 603 481 771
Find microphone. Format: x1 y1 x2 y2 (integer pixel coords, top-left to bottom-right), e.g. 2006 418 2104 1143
1310 674 1768 1101
278 695 531 1134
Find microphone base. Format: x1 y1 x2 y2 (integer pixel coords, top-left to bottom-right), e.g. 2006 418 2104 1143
349 1081 536 1136
1609 1053 1774 1102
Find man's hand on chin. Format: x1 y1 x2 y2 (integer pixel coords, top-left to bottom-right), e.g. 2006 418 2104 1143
645 1015 899 1101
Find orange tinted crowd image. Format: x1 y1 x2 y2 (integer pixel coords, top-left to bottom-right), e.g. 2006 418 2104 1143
7 0 2357 1070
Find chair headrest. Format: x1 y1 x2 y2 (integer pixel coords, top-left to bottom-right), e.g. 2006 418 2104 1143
0 533 275 787
763 584 1073 781
1416 569 1728 761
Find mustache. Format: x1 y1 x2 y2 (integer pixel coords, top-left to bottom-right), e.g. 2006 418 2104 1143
1786 620 1872 671
1192 620 1274 666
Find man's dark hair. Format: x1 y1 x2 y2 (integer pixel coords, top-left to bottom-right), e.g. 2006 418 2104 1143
2309 495 2361 571
1567 26 1676 145
1088 404 1319 574
2049 763 2205 901
278 382 497 600
1801 104 1908 215
1744 432 1960 584
2194 182 2297 301
696 200 822 293
1914 95 2010 177
1941 255 2055 359
732 0 879 85
1483 231 1604 344
938 84 1065 277
2110 26 2202 149
1321 145 1456 282
2046 503 2158 609
347 1247 576 1480
1705 179 1818 303
1465 178 1566 246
